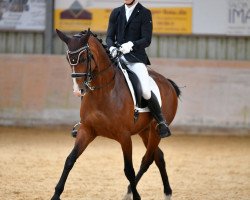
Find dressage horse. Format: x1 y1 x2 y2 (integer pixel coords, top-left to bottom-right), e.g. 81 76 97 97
51 29 180 200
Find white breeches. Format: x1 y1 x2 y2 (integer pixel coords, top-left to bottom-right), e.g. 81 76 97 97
121 56 151 100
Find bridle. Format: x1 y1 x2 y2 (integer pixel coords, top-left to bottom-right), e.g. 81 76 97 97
67 43 93 79
67 45 89 67
67 43 115 92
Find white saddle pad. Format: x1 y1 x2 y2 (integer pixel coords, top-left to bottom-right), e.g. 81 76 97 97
118 62 162 113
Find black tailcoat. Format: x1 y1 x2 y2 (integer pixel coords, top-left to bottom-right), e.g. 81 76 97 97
106 3 152 65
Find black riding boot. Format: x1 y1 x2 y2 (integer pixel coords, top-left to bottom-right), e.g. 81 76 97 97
147 92 171 138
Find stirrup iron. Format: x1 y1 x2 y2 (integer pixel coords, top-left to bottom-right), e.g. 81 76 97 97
71 122 81 138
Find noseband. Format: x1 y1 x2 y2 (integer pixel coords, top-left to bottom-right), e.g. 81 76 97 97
67 43 115 92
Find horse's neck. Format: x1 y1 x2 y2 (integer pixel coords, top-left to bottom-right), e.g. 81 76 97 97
90 38 115 88
80 65 132 121
86 37 130 104
82 69 129 109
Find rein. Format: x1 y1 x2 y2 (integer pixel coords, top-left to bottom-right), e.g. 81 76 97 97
67 43 116 92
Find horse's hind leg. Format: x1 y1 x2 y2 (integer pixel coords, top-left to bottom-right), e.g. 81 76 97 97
124 130 172 200
51 129 95 200
120 134 141 200
123 128 160 200
154 148 172 200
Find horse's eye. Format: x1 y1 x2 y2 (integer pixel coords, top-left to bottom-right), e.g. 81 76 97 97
79 56 85 63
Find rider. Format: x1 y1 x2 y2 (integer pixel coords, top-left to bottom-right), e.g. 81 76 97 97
106 0 171 138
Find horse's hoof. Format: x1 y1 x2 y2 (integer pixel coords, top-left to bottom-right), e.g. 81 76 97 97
122 193 132 200
134 196 141 200
164 194 172 200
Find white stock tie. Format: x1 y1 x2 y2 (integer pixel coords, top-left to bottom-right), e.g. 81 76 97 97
126 9 133 21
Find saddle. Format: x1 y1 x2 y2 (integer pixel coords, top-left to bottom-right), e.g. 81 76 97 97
116 58 162 117
118 59 145 108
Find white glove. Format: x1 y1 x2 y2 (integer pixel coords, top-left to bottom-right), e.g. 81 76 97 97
120 41 134 54
109 46 118 58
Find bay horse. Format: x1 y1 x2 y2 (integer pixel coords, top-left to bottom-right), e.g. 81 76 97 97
51 29 180 200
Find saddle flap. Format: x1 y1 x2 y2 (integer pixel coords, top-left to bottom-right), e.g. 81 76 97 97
117 61 162 113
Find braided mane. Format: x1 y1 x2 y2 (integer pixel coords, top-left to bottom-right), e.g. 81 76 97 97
74 30 115 62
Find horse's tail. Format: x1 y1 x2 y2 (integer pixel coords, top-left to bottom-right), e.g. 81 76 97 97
167 79 181 98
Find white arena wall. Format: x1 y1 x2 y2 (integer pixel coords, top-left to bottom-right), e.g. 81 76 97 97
0 54 249 134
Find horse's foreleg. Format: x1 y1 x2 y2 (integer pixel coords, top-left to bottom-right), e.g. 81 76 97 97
51 146 78 200
154 148 172 199
51 129 95 200
120 135 141 200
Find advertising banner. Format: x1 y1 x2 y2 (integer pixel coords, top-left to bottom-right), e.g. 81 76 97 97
193 0 250 36
0 0 46 31
54 0 193 34
151 7 192 34
227 0 250 35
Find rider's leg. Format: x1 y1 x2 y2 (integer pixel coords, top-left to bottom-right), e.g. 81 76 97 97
147 91 171 138
122 58 171 138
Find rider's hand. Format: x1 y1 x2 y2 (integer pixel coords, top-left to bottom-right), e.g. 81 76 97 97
120 41 134 54
109 46 118 58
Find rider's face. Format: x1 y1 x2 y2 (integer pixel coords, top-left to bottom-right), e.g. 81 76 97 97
124 0 135 6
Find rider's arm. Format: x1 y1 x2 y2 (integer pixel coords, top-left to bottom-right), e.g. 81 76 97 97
132 9 152 50
106 8 119 47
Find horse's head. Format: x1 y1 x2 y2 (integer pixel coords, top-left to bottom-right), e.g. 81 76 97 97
56 29 96 91
56 29 115 95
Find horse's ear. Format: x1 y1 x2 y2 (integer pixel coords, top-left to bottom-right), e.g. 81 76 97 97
80 28 91 45
56 29 70 44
